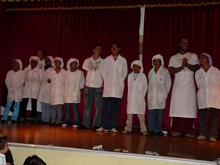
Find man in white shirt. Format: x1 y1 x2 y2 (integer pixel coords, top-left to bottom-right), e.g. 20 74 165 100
96 41 128 133
168 37 199 138
80 44 103 130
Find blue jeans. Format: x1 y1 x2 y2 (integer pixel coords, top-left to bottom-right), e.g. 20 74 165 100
2 101 20 121
101 97 121 130
51 104 62 124
148 109 163 133
41 102 52 123
64 103 80 125
199 108 218 138
82 87 102 128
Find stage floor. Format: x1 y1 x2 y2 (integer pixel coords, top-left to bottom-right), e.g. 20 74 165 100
0 122 219 162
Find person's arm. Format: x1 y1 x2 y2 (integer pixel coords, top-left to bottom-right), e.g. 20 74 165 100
185 63 200 72
168 58 188 74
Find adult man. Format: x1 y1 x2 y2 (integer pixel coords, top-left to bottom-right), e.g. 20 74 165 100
168 37 200 138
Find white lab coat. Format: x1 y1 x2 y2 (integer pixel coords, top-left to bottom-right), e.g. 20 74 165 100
195 66 220 109
127 72 147 114
64 69 85 103
38 67 54 103
148 66 171 110
5 69 25 102
23 66 42 99
102 55 128 98
169 52 199 118
49 69 65 105
0 154 6 165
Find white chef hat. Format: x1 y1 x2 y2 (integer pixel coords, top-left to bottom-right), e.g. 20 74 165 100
29 56 40 68
200 53 212 66
66 58 79 70
12 59 23 70
151 54 164 67
131 60 144 72
54 57 64 69
45 56 54 67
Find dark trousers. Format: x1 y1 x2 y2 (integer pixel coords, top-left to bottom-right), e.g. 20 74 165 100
101 97 121 130
19 98 37 119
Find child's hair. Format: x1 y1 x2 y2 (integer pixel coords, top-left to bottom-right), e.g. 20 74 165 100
0 136 7 150
93 44 102 49
23 155 46 165
111 41 121 48
37 48 47 58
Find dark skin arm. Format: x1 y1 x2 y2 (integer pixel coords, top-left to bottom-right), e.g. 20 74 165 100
168 58 199 74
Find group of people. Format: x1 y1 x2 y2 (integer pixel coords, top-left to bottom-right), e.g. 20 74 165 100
1 38 220 142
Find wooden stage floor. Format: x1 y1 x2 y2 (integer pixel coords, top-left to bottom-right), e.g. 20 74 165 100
0 122 220 162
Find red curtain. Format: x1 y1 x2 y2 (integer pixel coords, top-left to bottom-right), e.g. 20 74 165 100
143 5 220 130
1 8 140 126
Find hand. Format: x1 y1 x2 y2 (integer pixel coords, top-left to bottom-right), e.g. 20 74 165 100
182 58 188 68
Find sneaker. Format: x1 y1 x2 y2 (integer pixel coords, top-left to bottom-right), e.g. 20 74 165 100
197 135 206 140
72 125 78 128
142 131 148 136
185 133 195 139
209 137 217 142
122 130 131 134
171 132 181 137
96 127 104 132
111 128 118 133
62 124 67 127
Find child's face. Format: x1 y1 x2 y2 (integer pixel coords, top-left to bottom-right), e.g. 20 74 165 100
70 61 78 70
45 57 51 66
93 46 102 56
153 59 161 68
0 142 8 154
199 55 209 66
37 50 44 60
12 61 20 72
111 44 120 56
30 60 38 69
132 64 141 73
54 59 61 68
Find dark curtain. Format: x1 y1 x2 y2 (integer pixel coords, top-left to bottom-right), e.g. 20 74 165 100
1 8 140 126
143 5 220 130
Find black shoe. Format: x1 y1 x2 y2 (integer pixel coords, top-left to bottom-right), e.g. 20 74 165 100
148 130 155 136
11 120 17 124
92 126 99 131
156 131 164 136
50 123 56 126
78 124 89 129
1 120 7 124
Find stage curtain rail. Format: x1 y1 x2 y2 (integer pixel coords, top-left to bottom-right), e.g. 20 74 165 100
2 0 220 12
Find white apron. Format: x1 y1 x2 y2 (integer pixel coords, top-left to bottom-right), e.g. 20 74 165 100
169 71 197 118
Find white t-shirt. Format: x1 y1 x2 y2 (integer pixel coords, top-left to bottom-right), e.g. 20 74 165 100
82 56 103 88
